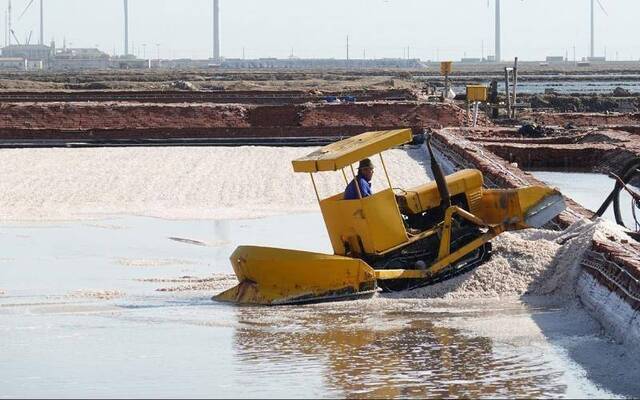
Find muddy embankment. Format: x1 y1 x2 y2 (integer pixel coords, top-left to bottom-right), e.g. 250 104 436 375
0 89 422 104
432 127 640 347
523 93 640 113
0 101 480 141
453 126 640 186
519 108 640 127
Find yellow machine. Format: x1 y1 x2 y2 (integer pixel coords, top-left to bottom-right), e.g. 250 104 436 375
215 128 566 305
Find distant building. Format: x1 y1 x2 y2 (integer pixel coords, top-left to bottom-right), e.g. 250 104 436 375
546 56 565 63
160 58 211 69
51 46 110 70
0 43 114 70
221 58 424 69
27 59 44 70
112 56 149 69
1 44 51 69
0 57 27 70
460 57 482 63
2 44 52 62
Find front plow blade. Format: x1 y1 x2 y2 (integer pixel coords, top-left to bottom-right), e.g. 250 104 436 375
522 191 566 228
214 246 378 306
479 186 566 229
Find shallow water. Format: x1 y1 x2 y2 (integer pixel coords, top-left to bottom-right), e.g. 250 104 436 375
437 79 640 95
457 81 640 95
0 214 635 398
531 171 638 229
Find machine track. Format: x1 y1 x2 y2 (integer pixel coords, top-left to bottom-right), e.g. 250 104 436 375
377 242 493 293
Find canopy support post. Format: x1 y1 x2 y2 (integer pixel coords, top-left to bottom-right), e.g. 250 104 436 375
350 165 363 199
379 153 392 190
309 173 321 203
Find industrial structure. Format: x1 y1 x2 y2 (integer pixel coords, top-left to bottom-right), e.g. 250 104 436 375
39 0 43 45
0 0 627 71
124 0 129 56
495 0 501 63
213 0 220 61
0 41 111 70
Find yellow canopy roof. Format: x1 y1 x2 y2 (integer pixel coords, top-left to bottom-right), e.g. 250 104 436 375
291 128 413 173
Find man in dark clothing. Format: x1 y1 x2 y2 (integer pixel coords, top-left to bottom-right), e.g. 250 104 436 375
344 159 374 200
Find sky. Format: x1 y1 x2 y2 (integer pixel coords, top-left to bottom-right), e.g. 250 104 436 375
6 0 640 61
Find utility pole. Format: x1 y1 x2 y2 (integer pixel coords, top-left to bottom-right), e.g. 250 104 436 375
590 0 594 58
346 35 349 60
8 0 12 46
495 0 501 62
213 0 220 61
39 0 43 45
124 0 129 56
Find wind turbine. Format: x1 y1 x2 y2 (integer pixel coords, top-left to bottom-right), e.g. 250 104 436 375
590 0 608 59
17 0 44 46
488 0 527 62
495 0 501 62
7 0 12 46
124 0 129 56
486 0 502 62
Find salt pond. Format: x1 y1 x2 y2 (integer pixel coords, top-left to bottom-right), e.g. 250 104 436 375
532 171 638 229
2 149 640 397
1 214 638 398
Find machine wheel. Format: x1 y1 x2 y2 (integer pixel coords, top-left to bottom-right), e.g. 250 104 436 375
377 242 492 293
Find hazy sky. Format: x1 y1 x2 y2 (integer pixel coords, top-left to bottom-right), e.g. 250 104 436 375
7 0 640 61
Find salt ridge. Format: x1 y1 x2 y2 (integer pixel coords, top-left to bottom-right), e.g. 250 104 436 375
0 145 431 221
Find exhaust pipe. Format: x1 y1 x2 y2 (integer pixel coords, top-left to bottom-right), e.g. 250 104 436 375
426 134 451 211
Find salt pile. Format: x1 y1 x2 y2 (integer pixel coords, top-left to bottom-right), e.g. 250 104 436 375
389 219 625 301
137 274 237 292
0 146 430 221
115 258 196 268
65 289 125 300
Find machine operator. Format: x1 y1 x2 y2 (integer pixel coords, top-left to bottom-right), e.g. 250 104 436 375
344 159 374 200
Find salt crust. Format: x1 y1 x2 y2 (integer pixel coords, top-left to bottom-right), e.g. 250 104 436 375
390 218 630 301
0 146 430 222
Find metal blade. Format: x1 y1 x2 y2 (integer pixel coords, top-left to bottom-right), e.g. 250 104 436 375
524 193 567 228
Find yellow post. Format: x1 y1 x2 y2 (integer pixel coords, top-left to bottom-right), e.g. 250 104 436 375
350 165 363 199
379 153 393 190
440 61 453 76
309 173 320 202
466 85 488 102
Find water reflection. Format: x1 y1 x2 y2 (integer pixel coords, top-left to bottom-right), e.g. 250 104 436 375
232 305 566 398
531 171 637 228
